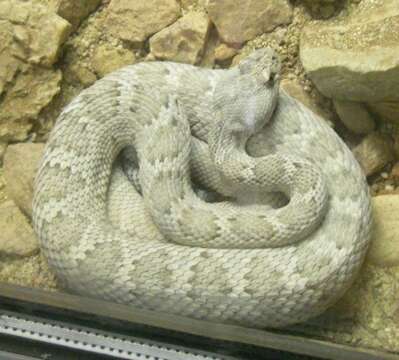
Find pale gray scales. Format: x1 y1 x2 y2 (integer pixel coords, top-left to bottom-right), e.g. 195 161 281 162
33 49 372 328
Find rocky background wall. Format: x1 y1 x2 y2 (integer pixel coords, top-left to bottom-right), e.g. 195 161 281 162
1 0 399 352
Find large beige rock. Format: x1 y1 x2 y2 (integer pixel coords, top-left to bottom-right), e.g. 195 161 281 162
0 23 19 97
0 200 39 257
91 44 136 77
150 12 210 64
352 132 395 177
49 0 102 31
105 0 181 43
3 143 45 217
0 0 70 142
300 0 399 102
0 67 62 142
334 100 375 135
206 0 292 44
0 0 71 67
367 195 399 267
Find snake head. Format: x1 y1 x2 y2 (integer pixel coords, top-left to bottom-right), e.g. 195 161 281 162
238 47 281 85
213 48 281 138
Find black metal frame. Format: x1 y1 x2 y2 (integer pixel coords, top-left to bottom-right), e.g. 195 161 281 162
0 283 397 360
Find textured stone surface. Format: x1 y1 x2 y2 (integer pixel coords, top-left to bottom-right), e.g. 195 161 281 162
391 162 399 180
281 79 333 124
0 23 19 97
199 27 219 68
334 100 375 134
0 67 62 142
214 43 238 62
206 0 293 44
367 195 399 267
393 134 399 159
0 200 39 257
64 63 97 87
368 101 399 124
180 0 207 10
0 0 70 142
0 142 7 165
302 0 341 19
105 0 181 43
49 0 102 31
0 0 71 67
91 44 136 77
150 12 210 64
352 132 395 176
3 143 45 217
300 0 399 102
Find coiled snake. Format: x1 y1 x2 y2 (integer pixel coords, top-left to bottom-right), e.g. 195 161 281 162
33 48 372 328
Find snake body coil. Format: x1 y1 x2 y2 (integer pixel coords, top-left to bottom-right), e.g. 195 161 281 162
33 49 372 328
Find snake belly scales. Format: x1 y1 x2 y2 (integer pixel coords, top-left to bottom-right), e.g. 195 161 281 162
33 48 372 328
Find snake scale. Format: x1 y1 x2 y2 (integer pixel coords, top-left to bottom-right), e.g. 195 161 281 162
33 48 372 328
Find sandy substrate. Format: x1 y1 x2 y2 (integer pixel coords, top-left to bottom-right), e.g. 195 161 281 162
0 253 58 291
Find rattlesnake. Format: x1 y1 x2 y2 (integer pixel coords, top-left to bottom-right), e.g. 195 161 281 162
33 48 372 328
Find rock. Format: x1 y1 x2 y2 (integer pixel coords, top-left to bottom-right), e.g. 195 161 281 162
180 0 207 11
0 0 70 142
0 67 62 142
64 63 97 87
91 44 136 77
49 0 102 31
0 0 71 67
368 101 399 123
0 200 39 257
300 0 399 102
352 132 395 177
105 0 181 43
392 132 399 159
0 23 19 97
334 100 375 135
390 162 399 181
367 195 399 267
281 79 333 124
3 143 45 218
302 0 340 19
206 0 293 44
199 27 219 68
214 44 238 63
150 12 210 64
0 142 6 165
